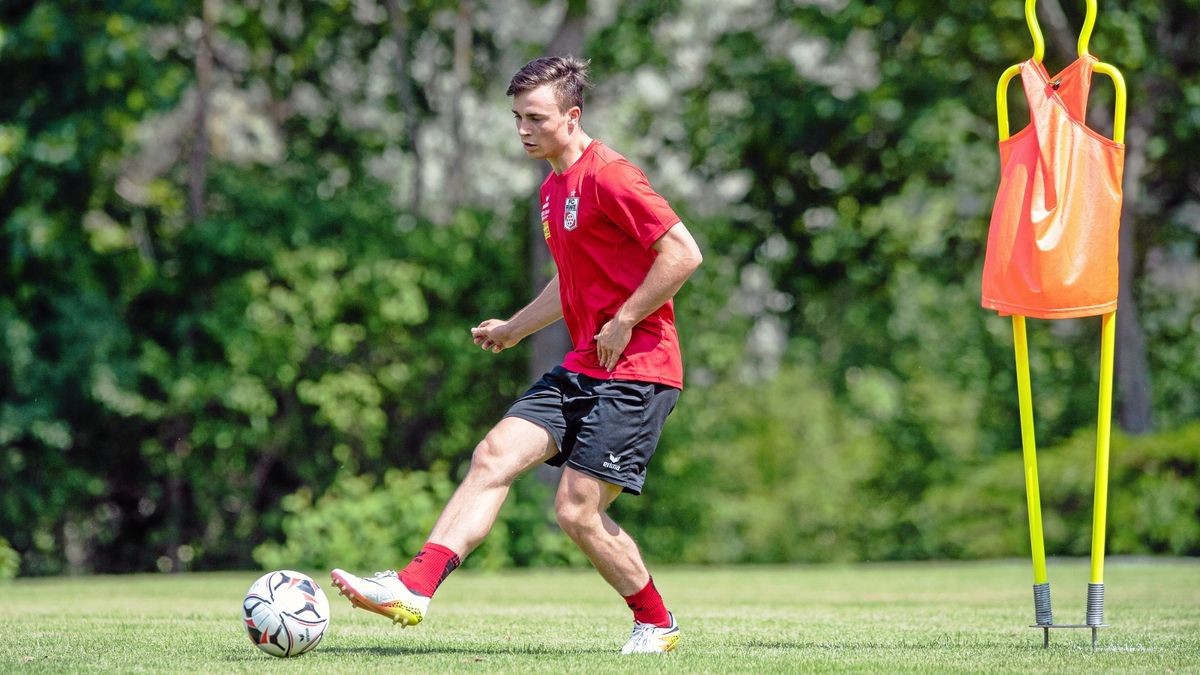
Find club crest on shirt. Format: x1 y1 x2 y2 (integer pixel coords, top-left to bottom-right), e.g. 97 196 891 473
564 196 579 231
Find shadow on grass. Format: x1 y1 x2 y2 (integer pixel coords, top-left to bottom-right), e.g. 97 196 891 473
312 644 612 657
743 639 1035 651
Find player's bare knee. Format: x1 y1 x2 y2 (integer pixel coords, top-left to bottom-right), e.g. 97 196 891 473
467 435 513 485
554 502 586 539
554 491 598 539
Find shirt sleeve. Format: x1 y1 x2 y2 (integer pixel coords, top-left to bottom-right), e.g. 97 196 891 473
595 161 681 250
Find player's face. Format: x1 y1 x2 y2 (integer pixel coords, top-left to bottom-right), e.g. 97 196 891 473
512 84 578 161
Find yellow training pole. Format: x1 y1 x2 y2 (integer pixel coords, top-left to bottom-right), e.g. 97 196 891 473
1013 316 1050 591
1076 0 1098 59
1024 0 1045 64
995 65 1021 140
995 0 1126 647
1087 311 1116 632
998 34 1053 628
1087 18 1124 634
1090 311 1116 584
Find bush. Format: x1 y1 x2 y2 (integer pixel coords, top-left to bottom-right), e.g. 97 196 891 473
0 537 18 581
625 365 1200 565
254 464 586 573
616 365 890 564
915 422 1200 558
255 384 1200 570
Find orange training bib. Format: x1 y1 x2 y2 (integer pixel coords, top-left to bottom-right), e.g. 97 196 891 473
982 56 1125 319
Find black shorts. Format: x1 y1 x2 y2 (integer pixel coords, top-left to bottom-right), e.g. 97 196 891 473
504 366 680 495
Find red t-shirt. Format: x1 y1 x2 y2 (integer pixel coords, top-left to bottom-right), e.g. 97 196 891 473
539 140 684 388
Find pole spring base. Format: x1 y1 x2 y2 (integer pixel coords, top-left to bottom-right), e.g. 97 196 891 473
1033 582 1053 626
1086 582 1105 626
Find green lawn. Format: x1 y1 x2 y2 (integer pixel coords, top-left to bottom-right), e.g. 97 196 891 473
2 559 1197 673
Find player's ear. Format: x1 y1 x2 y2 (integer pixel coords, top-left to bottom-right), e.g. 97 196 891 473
567 106 582 129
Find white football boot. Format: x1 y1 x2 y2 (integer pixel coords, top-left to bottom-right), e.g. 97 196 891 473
329 569 430 627
620 611 681 654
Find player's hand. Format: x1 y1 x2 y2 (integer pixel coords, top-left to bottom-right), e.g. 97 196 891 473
594 317 633 372
471 319 520 353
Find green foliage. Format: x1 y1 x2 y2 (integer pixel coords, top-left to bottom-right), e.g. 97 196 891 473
623 370 1200 565
0 537 18 581
254 468 457 573
1 1 189 576
595 0 1200 566
1 0 534 572
254 466 585 572
3 1 1199 574
915 422 1200 558
616 365 890 564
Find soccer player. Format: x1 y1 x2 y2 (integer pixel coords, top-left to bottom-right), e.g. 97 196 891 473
330 55 702 655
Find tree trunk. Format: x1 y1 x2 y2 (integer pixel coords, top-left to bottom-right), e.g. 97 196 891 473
527 0 588 384
530 1 587 486
188 0 214 224
1037 0 1078 66
1040 0 1154 433
385 0 423 215
1113 109 1154 433
446 0 473 210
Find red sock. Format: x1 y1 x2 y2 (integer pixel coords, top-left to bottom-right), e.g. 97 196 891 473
398 542 461 598
623 577 671 627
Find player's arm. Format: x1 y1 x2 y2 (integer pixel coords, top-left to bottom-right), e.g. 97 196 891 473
471 273 564 353
594 222 703 371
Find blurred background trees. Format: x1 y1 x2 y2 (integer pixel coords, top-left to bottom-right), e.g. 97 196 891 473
2 0 1197 576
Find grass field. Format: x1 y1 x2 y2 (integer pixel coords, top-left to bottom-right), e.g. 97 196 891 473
2 558 1197 673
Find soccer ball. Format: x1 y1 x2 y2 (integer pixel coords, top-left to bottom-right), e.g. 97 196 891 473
242 570 330 657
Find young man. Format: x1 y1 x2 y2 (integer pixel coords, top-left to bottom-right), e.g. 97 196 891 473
330 55 702 655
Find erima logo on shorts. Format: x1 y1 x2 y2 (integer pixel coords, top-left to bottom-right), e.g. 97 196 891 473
603 452 621 471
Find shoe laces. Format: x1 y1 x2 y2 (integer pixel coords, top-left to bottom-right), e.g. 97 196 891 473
624 623 658 653
628 620 657 641
368 570 425 600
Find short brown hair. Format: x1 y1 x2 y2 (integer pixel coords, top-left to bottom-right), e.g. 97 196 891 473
506 55 592 111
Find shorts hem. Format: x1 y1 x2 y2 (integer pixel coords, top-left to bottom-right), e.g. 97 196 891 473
564 459 643 496
503 412 564 456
